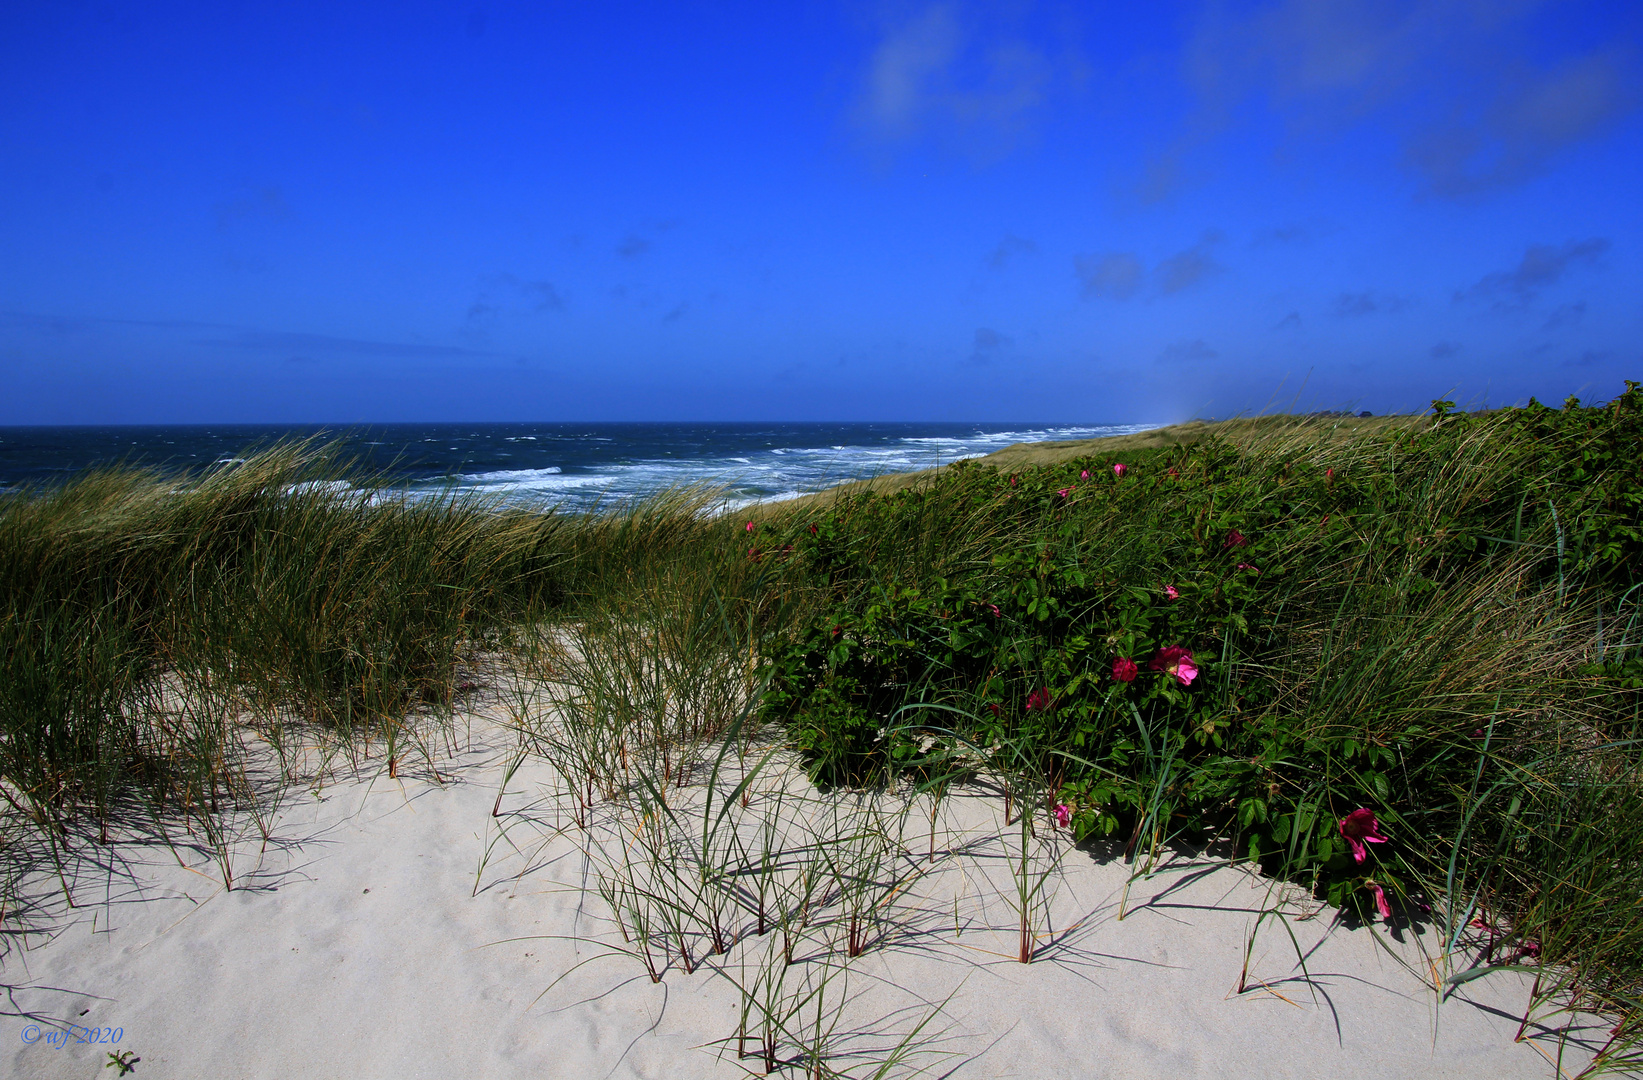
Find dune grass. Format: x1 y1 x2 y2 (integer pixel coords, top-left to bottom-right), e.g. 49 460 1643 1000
3 386 1641 1073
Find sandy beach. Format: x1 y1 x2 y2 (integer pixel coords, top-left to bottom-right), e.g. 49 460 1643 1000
2 699 1599 1080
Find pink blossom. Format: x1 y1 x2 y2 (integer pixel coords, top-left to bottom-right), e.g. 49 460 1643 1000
1112 657 1138 683
1079 469 1090 480
1053 804 1072 828
1148 646 1198 686
745 521 756 532
1223 529 1247 549
1337 809 1389 864
1026 687 1052 712
1113 463 1128 478
1236 562 1259 572
1057 487 1072 498
987 604 1001 619
987 703 1002 717
1165 585 1180 600
1370 882 1392 921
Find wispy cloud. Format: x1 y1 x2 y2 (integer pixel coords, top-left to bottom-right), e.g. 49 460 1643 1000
1160 1 1641 200
214 185 290 230
988 234 1037 268
617 235 651 258
1075 253 1143 300
1332 291 1409 316
516 280 564 312
969 326 1012 364
1456 238 1609 307
1157 339 1218 365
1430 341 1462 358
468 273 566 322
195 330 500 359
1 311 233 333
1541 300 1588 330
851 3 1066 161
1076 233 1224 300
859 4 965 138
1156 233 1224 294
1251 222 1331 247
2 311 491 365
1406 45 1639 197
1273 311 1302 330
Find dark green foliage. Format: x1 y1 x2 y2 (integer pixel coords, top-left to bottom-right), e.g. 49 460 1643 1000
757 383 1643 1019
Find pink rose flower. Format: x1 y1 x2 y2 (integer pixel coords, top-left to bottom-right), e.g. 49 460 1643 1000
1053 803 1072 828
1113 463 1128 478
1112 657 1138 682
1079 469 1090 480
1025 687 1052 712
1148 646 1198 686
1165 585 1179 600
1370 882 1391 921
1337 809 1389 864
746 521 756 532
1223 529 1247 549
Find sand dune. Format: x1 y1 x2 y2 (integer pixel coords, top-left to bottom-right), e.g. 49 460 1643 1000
5 706 1597 1079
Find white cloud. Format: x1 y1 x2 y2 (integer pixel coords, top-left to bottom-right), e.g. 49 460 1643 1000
852 3 1060 160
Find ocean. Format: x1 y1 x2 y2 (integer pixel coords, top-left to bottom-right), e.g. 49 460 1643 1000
0 421 1154 513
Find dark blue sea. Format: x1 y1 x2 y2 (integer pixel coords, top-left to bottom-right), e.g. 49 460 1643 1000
0 422 1153 513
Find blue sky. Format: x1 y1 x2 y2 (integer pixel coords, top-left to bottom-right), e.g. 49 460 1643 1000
2 1 1639 424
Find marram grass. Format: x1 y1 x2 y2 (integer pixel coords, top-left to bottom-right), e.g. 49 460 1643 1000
3 386 1642 1074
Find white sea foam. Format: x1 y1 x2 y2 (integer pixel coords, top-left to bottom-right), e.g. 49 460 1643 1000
461 467 563 481
289 479 356 496
472 474 609 492
404 422 1159 513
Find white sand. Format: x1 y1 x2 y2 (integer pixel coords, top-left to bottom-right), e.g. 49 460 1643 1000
4 710 1600 1079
